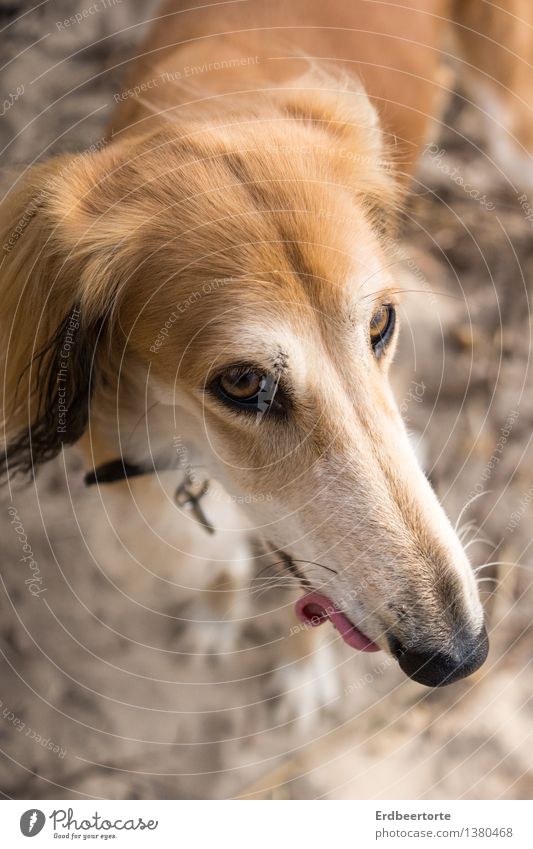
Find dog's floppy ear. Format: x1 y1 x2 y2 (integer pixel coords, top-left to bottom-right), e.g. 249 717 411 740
0 143 133 480
278 67 400 231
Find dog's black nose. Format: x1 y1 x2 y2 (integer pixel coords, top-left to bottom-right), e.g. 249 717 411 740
391 626 489 687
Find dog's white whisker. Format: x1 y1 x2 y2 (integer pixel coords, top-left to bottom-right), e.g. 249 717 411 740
473 561 518 573
457 519 478 541
454 490 493 532
463 535 492 551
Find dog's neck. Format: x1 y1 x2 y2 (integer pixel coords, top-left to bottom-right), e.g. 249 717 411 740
79 363 221 492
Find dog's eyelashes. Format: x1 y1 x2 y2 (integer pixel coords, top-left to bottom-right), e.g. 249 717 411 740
210 366 286 416
369 303 395 358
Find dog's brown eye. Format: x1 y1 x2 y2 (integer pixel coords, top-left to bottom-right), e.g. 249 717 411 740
213 366 285 416
220 368 264 400
370 304 395 355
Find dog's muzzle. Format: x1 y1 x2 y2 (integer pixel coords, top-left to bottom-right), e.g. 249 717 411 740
295 590 489 687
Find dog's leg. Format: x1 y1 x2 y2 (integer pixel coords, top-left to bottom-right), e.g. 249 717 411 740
267 623 341 730
451 0 533 187
79 469 256 659
178 538 256 663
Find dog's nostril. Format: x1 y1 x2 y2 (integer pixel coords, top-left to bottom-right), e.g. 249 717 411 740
387 635 407 660
393 625 489 687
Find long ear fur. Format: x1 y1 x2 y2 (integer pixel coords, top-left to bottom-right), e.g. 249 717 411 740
0 145 130 480
276 66 401 224
3 306 105 478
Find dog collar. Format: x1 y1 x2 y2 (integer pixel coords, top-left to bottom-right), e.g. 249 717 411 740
85 459 215 535
84 458 148 486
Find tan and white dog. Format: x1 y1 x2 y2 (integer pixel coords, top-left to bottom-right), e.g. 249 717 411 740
2 0 531 692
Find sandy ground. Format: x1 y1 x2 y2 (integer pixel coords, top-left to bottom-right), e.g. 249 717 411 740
0 1 532 800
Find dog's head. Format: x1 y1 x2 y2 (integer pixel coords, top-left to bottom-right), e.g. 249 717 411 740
0 74 487 685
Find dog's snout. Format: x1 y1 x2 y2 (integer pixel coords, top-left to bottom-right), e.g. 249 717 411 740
390 626 489 687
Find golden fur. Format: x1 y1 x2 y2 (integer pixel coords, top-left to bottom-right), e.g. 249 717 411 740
2 0 531 688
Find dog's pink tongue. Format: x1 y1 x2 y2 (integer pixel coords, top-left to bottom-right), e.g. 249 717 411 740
295 592 381 652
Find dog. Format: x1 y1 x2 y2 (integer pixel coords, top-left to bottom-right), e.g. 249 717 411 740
4 0 530 697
